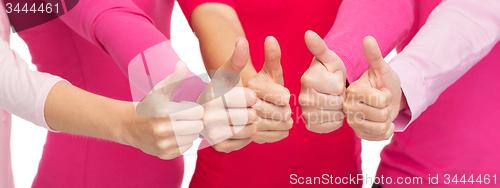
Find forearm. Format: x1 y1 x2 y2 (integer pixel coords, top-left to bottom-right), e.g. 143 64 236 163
191 3 257 84
59 0 205 100
324 0 414 83
390 0 500 131
44 81 133 145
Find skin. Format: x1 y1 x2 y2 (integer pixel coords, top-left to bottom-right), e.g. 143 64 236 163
45 61 204 160
191 3 292 144
197 37 258 152
301 32 409 140
343 36 408 141
44 40 258 159
300 30 347 133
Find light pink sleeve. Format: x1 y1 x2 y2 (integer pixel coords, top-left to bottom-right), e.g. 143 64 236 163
0 11 63 131
390 0 500 131
324 0 415 83
58 0 206 102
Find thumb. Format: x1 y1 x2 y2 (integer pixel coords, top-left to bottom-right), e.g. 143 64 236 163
304 30 343 74
363 36 388 76
211 37 249 87
262 36 283 83
217 37 250 74
153 60 187 101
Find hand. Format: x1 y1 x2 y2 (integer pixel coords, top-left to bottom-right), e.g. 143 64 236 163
300 30 346 133
197 37 258 152
343 36 401 141
124 61 204 160
247 36 293 144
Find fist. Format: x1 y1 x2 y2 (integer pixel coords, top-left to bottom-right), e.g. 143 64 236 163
198 37 258 152
343 36 401 141
129 61 204 160
300 30 346 133
247 36 293 144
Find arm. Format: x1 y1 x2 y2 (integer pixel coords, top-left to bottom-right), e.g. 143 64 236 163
56 0 205 101
324 0 415 83
0 36 204 158
181 1 257 84
1 3 203 158
179 0 292 144
342 0 500 140
390 0 500 131
300 0 414 133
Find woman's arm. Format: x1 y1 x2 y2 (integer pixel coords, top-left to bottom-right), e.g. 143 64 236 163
180 1 257 84
178 1 292 144
1 4 204 158
323 0 415 83
342 0 500 140
389 0 500 131
56 0 205 101
0 37 203 158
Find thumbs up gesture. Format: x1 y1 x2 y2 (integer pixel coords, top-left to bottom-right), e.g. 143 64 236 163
130 61 204 160
247 36 293 144
343 36 401 141
197 37 258 152
300 30 347 133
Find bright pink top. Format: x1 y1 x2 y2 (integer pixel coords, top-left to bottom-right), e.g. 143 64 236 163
378 0 500 187
12 0 204 187
0 4 63 187
179 0 415 187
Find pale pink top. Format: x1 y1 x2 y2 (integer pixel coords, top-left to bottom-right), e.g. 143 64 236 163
0 6 63 188
379 0 500 187
0 0 206 187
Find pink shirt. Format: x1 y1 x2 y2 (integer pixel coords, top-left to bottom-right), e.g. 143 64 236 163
5 0 204 187
378 0 500 187
0 4 63 188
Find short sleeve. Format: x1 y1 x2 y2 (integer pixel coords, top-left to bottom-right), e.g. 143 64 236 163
177 0 235 26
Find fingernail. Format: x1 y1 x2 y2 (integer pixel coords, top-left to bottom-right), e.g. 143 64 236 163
236 37 243 46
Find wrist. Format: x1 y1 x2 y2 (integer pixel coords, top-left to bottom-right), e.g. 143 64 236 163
399 89 408 111
112 101 137 146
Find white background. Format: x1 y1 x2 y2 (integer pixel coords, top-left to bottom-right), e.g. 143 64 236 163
9 3 395 188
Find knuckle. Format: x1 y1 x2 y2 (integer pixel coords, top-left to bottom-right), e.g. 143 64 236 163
202 112 219 125
281 88 291 102
152 124 170 137
247 79 258 89
298 94 310 106
300 74 315 87
386 91 393 105
379 96 387 107
248 108 258 123
380 108 390 121
247 89 258 105
284 107 292 120
369 124 385 135
192 105 205 119
286 120 294 130
156 140 172 151
354 130 365 140
193 121 205 133
346 86 357 95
